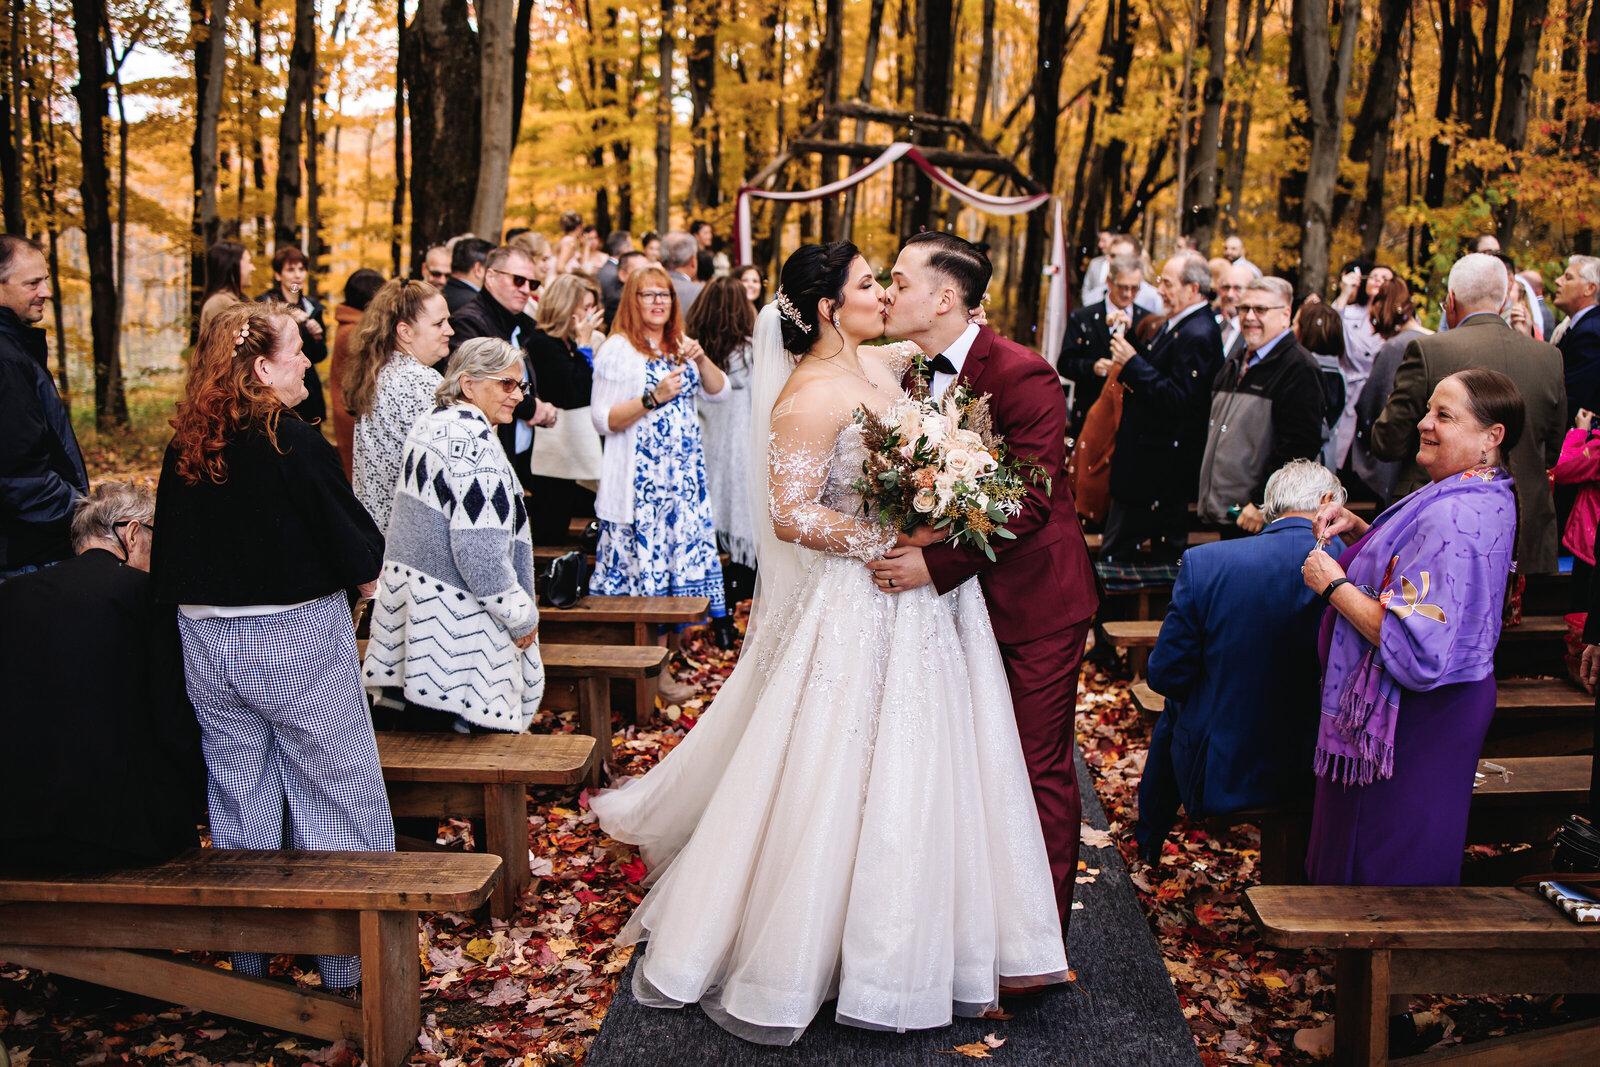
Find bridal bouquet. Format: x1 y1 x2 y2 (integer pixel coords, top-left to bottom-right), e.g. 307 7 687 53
851 382 1043 561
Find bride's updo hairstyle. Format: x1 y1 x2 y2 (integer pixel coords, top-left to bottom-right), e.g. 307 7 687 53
773 241 860 355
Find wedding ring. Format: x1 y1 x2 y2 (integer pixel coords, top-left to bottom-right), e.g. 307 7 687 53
888 578 896 588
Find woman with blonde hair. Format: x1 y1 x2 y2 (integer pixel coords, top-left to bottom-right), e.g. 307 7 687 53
152 302 390 991
591 265 732 699
344 278 454 530
526 273 606 542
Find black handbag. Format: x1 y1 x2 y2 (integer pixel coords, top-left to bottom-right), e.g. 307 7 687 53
1553 814 1600 873
539 549 588 608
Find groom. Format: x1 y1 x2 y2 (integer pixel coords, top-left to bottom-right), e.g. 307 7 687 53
870 231 1100 931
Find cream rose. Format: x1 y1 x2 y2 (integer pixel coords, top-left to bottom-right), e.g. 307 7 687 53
944 448 975 478
972 450 998 477
954 429 984 451
913 488 938 513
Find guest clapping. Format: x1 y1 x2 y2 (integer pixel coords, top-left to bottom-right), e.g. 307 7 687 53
0 482 203 872
364 338 546 732
1301 368 1522 887
153 303 392 991
591 266 731 699
346 279 454 531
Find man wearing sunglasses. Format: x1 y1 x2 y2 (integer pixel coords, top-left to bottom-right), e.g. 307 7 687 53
449 245 559 489
1195 276 1326 536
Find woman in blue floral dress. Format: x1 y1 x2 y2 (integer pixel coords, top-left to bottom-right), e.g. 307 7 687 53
590 265 732 701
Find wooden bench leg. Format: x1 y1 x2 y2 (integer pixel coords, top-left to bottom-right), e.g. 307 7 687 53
580 675 612 788
482 783 529 919
360 911 420 1067
1335 948 1390 1067
632 622 652 726
1257 812 1311 886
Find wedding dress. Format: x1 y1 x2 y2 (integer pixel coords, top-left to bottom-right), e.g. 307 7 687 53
590 305 1067 1045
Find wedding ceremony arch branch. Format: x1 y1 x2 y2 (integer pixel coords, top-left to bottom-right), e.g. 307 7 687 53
732 142 1068 366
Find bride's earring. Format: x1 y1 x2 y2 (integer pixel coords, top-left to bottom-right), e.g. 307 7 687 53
832 314 841 330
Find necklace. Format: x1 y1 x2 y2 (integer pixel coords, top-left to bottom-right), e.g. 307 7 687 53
811 354 879 389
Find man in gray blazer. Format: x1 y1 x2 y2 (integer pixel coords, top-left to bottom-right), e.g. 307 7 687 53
1371 253 1567 573
661 230 703 313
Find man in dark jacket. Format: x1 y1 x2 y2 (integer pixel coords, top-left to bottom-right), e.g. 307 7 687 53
449 245 557 488
0 235 88 579
1195 276 1326 535
444 237 493 314
1136 460 1343 865
1058 253 1149 433
1102 252 1224 563
1554 254 1600 423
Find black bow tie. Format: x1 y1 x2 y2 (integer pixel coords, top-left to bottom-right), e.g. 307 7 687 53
926 353 958 376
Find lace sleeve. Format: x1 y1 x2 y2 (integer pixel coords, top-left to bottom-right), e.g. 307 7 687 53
868 340 922 380
768 389 897 563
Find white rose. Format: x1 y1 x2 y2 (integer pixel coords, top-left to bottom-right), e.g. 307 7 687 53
954 429 984 451
972 450 998 477
913 488 938 513
944 448 974 478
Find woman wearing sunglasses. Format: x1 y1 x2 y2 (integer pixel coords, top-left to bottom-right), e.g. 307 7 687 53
590 266 731 704
364 337 546 735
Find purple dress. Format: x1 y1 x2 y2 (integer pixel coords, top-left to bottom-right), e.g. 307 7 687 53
1305 468 1516 886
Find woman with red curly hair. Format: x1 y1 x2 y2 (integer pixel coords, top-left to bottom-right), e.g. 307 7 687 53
150 302 391 993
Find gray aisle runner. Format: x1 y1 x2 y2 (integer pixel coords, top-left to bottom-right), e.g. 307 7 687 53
585 748 1199 1066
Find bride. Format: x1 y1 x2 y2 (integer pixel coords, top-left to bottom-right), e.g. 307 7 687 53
590 242 1067 1045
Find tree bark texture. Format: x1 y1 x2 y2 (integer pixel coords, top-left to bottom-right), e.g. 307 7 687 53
190 0 229 338
1076 0 1137 257
1348 0 1406 260
1016 0 1063 346
511 0 534 148
472 0 514 242
0 12 23 235
810 0 843 238
686 0 721 215
275 0 315 250
72 0 126 428
838 0 887 244
904 0 954 240
654 0 673 234
392 0 406 275
1186 0 1228 251
1493 0 1550 243
1291 0 1361 297
401 0 480 267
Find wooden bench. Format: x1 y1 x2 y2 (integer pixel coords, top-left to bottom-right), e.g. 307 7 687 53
538 595 710 722
376 732 595 919
1246 884 1600 1066
0 849 500 1067
541 642 667 786
1083 530 1218 556
1482 678 1594 758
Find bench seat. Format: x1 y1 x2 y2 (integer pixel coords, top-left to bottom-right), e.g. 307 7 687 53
0 849 500 1066
540 642 666 786
376 731 595 918
538 596 709 721
1246 884 1600 1065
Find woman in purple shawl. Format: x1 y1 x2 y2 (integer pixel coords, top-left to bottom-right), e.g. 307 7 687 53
1300 368 1522 887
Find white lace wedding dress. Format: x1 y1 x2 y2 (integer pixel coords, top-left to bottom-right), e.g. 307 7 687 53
590 306 1067 1045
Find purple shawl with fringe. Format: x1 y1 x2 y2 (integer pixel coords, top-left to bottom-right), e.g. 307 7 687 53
1315 466 1517 785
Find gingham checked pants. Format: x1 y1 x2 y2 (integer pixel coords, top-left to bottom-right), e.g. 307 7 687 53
178 593 395 989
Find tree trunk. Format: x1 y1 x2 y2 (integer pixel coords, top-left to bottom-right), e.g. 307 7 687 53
510 0 534 147
402 0 480 268
655 0 673 234
190 0 229 339
113 56 129 340
1016 0 1064 346
1492 0 1549 243
686 0 720 214
904 0 955 240
1348 0 1406 260
1075 0 1137 257
1222 0 1265 237
22 16 66 394
0 11 22 235
72 0 125 429
393 0 406 275
811 0 843 238
1292 0 1361 297
471 0 513 241
305 81 321 296
275 0 314 250
1186 0 1227 252
838 0 887 244
250 21 267 252
605 2 633 233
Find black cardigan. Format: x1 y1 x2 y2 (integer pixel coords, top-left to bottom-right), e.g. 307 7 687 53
525 327 593 409
151 416 384 605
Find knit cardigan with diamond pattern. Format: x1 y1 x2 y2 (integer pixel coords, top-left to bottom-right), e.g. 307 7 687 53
362 402 545 731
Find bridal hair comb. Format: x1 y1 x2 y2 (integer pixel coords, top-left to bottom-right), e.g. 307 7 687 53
773 289 811 335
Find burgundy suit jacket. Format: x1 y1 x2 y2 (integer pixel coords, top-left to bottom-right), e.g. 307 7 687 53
916 326 1100 644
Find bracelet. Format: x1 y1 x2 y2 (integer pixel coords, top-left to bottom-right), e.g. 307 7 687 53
1321 577 1351 604
640 388 659 411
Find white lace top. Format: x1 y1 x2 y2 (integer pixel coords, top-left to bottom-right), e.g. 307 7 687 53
353 355 443 533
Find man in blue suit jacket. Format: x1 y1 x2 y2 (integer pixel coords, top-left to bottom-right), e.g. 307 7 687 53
1554 255 1600 424
1103 252 1224 563
1134 460 1345 865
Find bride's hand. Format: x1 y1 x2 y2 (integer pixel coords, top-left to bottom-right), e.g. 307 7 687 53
896 524 946 549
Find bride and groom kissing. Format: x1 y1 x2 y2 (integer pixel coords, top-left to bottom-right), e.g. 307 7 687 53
589 231 1101 1045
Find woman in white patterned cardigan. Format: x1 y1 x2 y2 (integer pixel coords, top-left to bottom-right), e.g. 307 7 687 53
363 337 546 732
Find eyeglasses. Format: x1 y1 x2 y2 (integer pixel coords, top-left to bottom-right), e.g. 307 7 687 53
489 268 537 290
479 375 532 396
1237 303 1290 317
114 520 154 534
637 290 673 303
425 269 448 281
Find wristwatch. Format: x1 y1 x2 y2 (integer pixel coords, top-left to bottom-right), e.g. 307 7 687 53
1321 577 1351 604
640 387 660 410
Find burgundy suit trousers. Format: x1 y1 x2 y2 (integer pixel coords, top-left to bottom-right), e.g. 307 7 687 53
998 616 1092 931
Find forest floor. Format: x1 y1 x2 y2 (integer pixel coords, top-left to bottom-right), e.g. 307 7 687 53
1 392 1594 1065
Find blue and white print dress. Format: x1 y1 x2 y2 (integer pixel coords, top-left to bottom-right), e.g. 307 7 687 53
590 339 727 617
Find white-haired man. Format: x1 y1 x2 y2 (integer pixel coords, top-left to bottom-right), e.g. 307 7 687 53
1553 254 1600 422
1371 252 1566 572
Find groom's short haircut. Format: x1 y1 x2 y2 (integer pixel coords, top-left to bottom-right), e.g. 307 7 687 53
905 231 992 309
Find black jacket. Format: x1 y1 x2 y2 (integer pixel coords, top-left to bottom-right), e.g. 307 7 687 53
1059 300 1151 429
1560 307 1600 426
151 416 383 605
0 307 88 569
526 328 593 409
1111 304 1225 504
257 289 329 424
0 549 204 872
450 289 544 480
443 276 480 314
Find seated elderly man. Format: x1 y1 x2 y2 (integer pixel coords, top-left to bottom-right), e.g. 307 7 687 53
0 482 203 872
1134 460 1344 866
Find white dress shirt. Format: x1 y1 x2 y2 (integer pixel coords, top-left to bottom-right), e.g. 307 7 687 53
930 323 981 400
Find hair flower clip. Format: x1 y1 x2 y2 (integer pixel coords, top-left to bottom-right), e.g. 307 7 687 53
232 323 251 349
773 288 811 335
